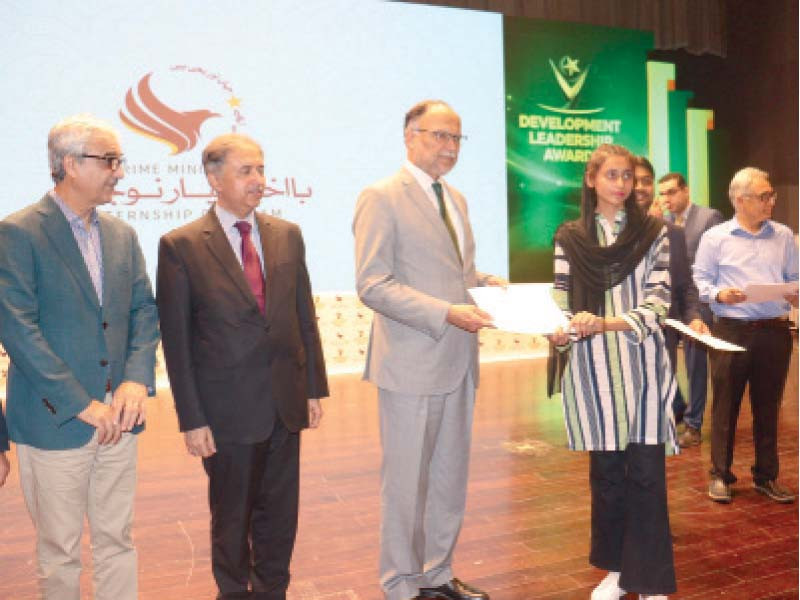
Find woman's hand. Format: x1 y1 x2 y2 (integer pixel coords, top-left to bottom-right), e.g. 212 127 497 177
570 311 604 338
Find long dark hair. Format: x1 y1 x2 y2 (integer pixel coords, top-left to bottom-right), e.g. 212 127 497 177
548 144 664 396
555 144 663 315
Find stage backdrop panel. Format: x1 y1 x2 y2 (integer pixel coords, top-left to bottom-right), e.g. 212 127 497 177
1 0 508 291
505 17 652 282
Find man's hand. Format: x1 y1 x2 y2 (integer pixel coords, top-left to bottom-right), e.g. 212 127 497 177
717 288 747 305
184 426 217 458
0 452 9 487
648 196 665 218
77 400 122 445
308 399 323 429
570 311 603 338
688 318 710 335
112 381 148 431
784 292 799 308
484 275 508 288
447 304 493 332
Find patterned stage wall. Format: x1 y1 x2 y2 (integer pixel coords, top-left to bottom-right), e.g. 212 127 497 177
0 293 548 400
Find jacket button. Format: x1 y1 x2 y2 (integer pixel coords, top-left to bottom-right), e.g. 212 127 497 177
100 359 109 367
102 322 108 329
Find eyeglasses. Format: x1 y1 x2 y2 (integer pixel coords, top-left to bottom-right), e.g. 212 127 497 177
658 187 683 197
412 129 467 144
742 190 777 203
601 169 633 182
635 176 653 186
81 154 127 171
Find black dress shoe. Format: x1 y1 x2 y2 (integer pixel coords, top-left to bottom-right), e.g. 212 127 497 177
419 578 489 600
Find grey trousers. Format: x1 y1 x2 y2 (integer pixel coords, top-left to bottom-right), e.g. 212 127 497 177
378 374 475 600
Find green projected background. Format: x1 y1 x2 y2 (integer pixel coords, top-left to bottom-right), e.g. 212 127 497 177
505 18 652 282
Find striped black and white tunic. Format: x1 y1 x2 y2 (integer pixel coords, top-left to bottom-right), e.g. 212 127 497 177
552 211 679 453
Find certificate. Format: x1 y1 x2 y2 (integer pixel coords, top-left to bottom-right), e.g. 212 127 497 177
742 282 798 303
468 283 568 335
665 318 745 352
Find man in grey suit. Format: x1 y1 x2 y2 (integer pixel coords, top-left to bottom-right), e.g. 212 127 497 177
657 173 724 447
0 114 159 599
354 100 504 600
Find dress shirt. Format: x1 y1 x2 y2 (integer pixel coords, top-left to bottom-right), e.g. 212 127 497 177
404 159 464 255
53 193 104 304
214 204 265 274
693 216 798 319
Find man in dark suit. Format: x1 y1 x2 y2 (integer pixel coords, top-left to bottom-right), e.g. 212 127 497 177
658 173 724 447
634 159 707 436
0 114 159 599
157 133 328 600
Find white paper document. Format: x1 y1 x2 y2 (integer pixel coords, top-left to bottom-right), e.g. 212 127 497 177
665 318 745 352
468 283 568 335
742 281 798 304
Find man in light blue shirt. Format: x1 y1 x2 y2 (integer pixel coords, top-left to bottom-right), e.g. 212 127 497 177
693 167 798 504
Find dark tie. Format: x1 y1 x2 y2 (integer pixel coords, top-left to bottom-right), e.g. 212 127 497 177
234 221 266 313
431 181 462 264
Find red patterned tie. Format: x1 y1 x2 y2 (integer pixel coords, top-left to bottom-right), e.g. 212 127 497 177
234 221 265 313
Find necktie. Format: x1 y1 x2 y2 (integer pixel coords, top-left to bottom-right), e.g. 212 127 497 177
234 221 266 313
431 181 462 264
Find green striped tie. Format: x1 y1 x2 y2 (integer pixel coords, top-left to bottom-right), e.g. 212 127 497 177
432 181 462 264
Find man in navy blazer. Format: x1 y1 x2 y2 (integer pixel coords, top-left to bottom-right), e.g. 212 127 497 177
657 173 724 447
0 114 159 599
634 159 707 415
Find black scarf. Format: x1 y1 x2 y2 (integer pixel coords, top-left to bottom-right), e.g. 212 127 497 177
546 211 664 396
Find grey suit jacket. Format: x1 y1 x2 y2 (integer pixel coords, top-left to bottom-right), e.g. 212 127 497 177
672 203 724 263
353 167 490 395
0 194 159 450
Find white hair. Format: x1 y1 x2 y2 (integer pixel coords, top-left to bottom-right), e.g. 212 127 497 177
728 167 769 206
48 114 118 183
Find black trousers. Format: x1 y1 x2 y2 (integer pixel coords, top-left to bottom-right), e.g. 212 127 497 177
709 318 792 484
203 420 300 600
589 443 676 595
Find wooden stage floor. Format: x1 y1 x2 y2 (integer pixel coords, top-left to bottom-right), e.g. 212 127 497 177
0 349 797 599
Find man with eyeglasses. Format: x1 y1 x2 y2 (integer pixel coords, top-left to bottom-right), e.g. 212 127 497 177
354 100 504 600
634 158 707 432
657 172 723 448
0 114 159 599
693 167 798 504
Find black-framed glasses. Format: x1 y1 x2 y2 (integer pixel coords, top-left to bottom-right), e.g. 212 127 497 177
412 128 467 144
743 190 777 204
81 154 127 171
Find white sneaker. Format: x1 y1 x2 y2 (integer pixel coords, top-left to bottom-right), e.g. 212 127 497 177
591 571 626 600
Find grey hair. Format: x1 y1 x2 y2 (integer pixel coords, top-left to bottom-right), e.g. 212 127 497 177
48 114 118 183
403 99 454 131
202 133 262 175
728 167 769 206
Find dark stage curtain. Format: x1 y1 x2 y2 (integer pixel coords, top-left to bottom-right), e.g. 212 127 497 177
398 0 726 56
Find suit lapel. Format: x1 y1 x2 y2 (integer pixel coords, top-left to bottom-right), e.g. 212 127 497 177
37 195 100 310
202 208 262 313
98 213 120 308
255 212 277 322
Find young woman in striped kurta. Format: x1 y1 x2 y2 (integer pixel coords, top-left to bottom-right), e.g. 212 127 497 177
549 144 678 600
